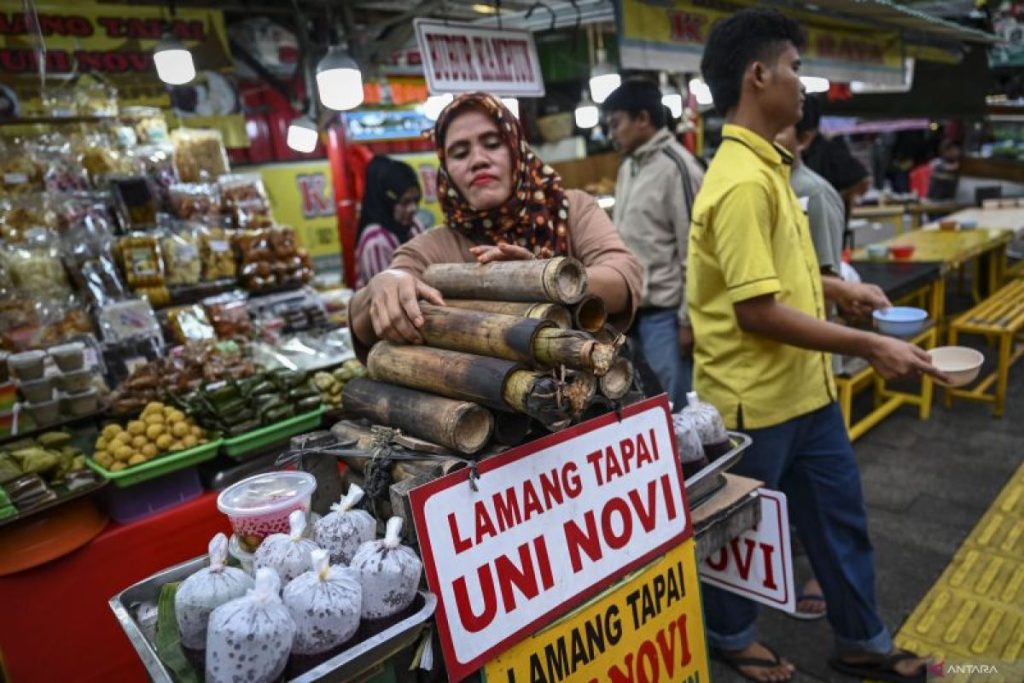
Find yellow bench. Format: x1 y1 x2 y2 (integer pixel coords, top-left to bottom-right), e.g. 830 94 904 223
946 278 1024 417
836 325 937 441
1008 259 1024 280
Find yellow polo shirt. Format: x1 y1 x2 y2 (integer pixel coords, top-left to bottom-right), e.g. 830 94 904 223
687 124 835 429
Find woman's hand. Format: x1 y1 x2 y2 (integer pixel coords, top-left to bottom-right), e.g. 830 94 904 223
366 269 445 344
470 243 537 263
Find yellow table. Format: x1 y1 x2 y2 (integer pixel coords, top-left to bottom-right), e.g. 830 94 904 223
852 201 968 232
921 206 1024 236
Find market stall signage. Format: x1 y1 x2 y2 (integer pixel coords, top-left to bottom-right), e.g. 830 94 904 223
482 538 708 683
699 489 795 612
409 396 689 682
0 2 231 80
617 0 906 86
413 19 545 96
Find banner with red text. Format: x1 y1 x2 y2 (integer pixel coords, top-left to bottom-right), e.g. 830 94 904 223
410 396 689 682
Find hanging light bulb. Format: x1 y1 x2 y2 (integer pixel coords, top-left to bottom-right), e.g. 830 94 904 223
574 89 599 129
660 73 683 119
800 76 830 94
589 48 621 104
421 93 454 122
500 97 520 118
316 45 363 111
287 115 318 153
153 33 196 85
688 78 714 107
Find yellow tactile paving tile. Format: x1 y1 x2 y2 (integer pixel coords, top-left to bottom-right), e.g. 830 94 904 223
894 462 1024 682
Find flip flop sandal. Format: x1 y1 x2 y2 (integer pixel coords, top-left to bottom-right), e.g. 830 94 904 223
712 644 794 682
828 650 928 683
789 592 827 621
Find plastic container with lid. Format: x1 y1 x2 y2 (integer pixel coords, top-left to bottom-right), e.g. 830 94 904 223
49 342 85 372
9 351 47 381
18 377 53 403
63 386 99 416
25 398 60 426
56 369 93 394
217 471 317 553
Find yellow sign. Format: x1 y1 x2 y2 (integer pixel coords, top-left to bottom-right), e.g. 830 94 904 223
483 539 708 683
393 151 445 229
254 161 341 265
618 0 905 86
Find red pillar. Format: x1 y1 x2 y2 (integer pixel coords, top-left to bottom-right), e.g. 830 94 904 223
327 121 358 287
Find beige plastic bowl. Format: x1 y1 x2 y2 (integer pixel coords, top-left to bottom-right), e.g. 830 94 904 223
928 346 984 387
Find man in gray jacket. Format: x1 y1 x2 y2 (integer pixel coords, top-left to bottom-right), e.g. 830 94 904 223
604 79 704 408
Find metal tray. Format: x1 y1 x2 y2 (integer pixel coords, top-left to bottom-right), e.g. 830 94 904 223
0 476 107 531
685 431 751 507
110 554 436 683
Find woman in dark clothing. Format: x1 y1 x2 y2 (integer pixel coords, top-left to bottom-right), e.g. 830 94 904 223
354 156 423 287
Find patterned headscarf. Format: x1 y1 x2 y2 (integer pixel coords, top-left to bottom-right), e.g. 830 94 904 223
433 92 570 257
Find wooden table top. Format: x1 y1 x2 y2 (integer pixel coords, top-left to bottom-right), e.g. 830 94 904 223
921 206 1024 235
853 229 1012 266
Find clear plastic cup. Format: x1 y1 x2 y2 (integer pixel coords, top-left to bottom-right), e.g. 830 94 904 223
217 471 317 553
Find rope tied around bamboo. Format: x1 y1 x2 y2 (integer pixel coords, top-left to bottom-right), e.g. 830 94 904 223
422 257 588 304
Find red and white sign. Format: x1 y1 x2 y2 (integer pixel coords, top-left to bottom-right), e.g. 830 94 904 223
699 489 795 612
413 18 545 96
409 396 690 682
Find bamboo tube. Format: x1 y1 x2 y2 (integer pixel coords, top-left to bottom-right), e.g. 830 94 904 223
444 299 572 329
564 372 597 415
367 342 572 426
329 420 466 478
599 358 634 400
594 324 625 345
341 378 493 455
572 295 607 332
418 304 553 365
422 257 587 304
492 411 532 446
579 395 614 423
532 327 618 376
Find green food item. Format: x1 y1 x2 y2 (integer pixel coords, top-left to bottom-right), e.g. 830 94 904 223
333 367 354 382
313 372 334 390
156 583 201 683
288 388 319 402
263 405 294 423
0 455 21 485
226 419 261 437
212 397 247 418
254 394 284 410
249 380 276 397
37 432 72 448
220 407 256 427
295 396 322 413
10 447 59 475
204 381 241 406
269 368 306 389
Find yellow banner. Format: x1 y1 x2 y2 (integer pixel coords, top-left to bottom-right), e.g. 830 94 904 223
393 151 445 229
483 539 708 683
618 0 905 85
253 161 341 265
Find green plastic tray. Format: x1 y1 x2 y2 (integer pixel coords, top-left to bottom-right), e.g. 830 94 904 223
85 439 223 488
221 407 324 459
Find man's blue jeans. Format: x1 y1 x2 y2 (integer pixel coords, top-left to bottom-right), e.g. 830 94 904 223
633 308 691 410
702 402 893 656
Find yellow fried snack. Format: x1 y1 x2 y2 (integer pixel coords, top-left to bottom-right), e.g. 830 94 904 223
171 422 189 438
110 462 127 472
114 446 133 462
127 420 146 436
102 424 122 439
142 443 158 458
156 434 173 450
182 434 198 448
131 435 148 449
146 424 164 440
145 412 165 425
128 454 147 466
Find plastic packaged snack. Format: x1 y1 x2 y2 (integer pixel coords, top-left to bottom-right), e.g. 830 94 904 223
0 194 56 243
120 106 169 145
118 233 164 289
62 211 127 305
111 176 159 231
198 226 237 280
131 145 177 209
282 548 362 655
161 224 202 286
204 291 252 339
7 228 72 300
74 75 117 116
671 411 709 479
172 129 230 183
350 517 422 620
169 183 221 223
680 391 732 460
167 304 217 344
205 568 296 683
253 509 321 584
0 139 44 198
314 484 376 566
174 533 255 650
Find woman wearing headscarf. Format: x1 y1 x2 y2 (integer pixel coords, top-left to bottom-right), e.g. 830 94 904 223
354 156 424 288
348 93 642 353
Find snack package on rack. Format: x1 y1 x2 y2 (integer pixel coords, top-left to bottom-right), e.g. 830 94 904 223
253 509 321 584
161 223 202 286
198 225 237 281
110 176 159 231
0 138 44 198
671 411 709 479
203 290 252 339
37 135 91 195
131 145 177 209
62 206 127 305
119 106 169 146
166 304 217 344
350 517 422 620
7 228 72 300
169 183 221 224
680 391 732 460
313 484 376 565
95 298 163 344
74 75 117 116
283 548 362 655
172 128 230 183
175 532 255 651
205 568 296 683
0 194 56 243
53 192 114 234
117 233 165 290
219 174 273 229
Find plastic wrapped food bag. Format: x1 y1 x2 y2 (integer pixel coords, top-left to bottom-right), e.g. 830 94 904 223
350 517 422 620
681 391 732 460
254 509 320 584
314 484 376 565
205 568 295 683
671 412 708 479
282 548 362 655
174 533 254 650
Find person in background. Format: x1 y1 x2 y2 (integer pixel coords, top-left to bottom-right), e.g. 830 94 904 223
354 156 425 288
927 139 962 201
800 96 872 215
603 79 704 409
348 93 641 353
692 9 943 682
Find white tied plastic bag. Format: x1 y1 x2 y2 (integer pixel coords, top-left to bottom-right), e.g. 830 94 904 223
671 412 707 468
254 509 321 584
205 567 296 683
174 533 254 650
681 391 731 458
314 484 376 565
283 548 363 655
350 517 422 620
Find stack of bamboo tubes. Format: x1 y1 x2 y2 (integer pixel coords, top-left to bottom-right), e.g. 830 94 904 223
340 257 635 456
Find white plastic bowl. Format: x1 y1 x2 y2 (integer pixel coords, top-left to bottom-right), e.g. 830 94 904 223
928 346 984 387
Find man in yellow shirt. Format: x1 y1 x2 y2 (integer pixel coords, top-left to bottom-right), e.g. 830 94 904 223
690 9 942 683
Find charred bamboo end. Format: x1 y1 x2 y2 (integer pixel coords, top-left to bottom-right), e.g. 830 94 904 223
528 303 573 330
599 358 634 400
573 295 608 332
503 370 571 427
450 403 495 455
564 372 597 414
590 342 617 376
543 257 588 305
